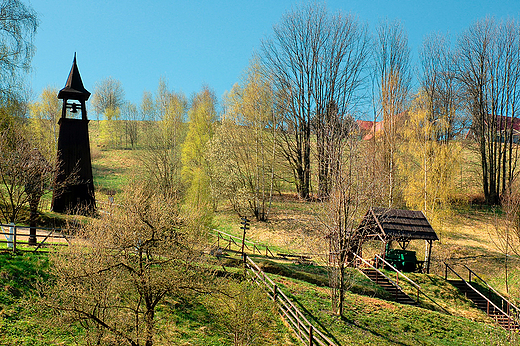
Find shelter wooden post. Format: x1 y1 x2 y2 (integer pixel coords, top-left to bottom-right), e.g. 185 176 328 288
425 240 433 274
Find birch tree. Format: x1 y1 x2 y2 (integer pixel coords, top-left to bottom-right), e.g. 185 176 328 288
373 19 411 207
0 0 37 100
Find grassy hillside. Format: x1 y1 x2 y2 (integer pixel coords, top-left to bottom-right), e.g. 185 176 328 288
0 251 295 346
3 137 518 345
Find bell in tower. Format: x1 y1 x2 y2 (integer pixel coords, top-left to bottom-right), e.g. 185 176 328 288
51 54 96 214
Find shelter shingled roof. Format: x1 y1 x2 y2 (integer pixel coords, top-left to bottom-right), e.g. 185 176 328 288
356 207 439 241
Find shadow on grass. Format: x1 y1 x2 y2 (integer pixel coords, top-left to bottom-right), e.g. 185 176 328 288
283 289 412 346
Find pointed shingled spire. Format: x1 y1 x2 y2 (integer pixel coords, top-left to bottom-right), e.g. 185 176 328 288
58 53 91 100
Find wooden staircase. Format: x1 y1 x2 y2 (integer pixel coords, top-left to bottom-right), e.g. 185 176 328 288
361 268 416 305
446 264 520 332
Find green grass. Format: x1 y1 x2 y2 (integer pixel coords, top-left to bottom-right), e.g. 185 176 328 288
91 147 138 195
3 139 517 344
0 250 296 345
271 274 518 346
0 251 78 346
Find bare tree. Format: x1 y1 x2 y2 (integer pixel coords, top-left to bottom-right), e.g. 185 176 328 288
139 82 187 200
207 279 276 346
261 3 369 199
91 77 126 119
317 119 373 316
457 18 520 205
420 33 464 142
492 181 520 293
122 102 139 149
0 0 38 100
373 19 411 207
42 182 212 346
0 125 52 225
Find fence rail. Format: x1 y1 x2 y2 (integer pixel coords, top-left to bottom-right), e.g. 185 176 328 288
372 254 449 314
211 229 275 257
462 264 520 321
245 255 336 346
0 223 71 252
444 263 515 327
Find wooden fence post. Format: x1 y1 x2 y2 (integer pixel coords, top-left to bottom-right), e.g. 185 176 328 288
309 325 313 346
13 225 17 252
240 217 249 262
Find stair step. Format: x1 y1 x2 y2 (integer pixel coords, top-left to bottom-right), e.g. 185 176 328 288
360 268 416 306
447 270 520 332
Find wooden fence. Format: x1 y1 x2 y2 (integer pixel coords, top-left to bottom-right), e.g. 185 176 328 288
245 254 337 346
211 229 275 257
0 223 71 252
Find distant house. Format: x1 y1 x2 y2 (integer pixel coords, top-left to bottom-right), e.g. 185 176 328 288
496 115 520 143
465 115 520 143
355 112 408 141
356 120 383 140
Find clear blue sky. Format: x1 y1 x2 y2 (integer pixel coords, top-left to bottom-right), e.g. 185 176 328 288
28 0 520 112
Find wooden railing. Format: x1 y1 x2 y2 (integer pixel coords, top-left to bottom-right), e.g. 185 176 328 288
444 263 515 327
373 254 449 314
374 254 421 300
245 255 336 346
211 229 275 257
353 252 404 302
0 223 71 252
463 265 520 319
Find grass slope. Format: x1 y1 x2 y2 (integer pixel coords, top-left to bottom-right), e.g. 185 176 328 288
271 274 518 346
0 251 295 345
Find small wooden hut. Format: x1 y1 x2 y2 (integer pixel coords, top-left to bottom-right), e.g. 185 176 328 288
355 207 439 273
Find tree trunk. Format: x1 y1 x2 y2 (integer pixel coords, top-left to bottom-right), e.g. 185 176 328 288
28 195 39 245
144 308 155 346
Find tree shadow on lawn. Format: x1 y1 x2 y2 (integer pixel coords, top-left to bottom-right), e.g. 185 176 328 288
284 291 411 346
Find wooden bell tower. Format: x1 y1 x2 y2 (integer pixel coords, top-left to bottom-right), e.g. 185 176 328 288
51 54 96 214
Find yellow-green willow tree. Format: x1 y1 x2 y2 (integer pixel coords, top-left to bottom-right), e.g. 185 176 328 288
181 86 216 224
398 92 461 223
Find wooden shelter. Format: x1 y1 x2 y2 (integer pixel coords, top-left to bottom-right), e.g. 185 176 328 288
355 207 439 273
